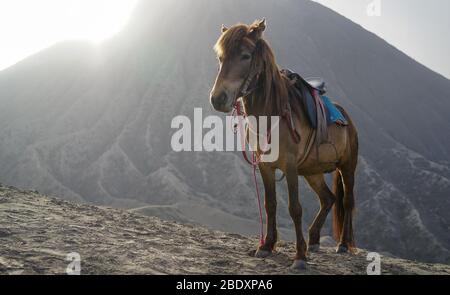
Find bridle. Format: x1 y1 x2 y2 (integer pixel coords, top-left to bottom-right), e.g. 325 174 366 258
238 64 261 100
233 48 261 108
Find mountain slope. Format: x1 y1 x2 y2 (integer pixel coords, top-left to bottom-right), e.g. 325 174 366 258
1 185 449 275
0 0 449 264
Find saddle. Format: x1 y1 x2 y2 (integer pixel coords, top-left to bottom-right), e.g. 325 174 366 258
281 69 327 95
304 77 327 95
281 69 348 145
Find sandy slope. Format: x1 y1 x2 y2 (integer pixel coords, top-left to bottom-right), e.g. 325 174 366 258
0 185 449 275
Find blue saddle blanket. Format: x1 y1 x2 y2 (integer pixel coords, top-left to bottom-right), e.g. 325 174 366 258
304 94 348 128
322 95 348 126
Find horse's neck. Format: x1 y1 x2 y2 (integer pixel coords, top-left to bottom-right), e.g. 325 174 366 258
242 73 274 117
242 75 311 130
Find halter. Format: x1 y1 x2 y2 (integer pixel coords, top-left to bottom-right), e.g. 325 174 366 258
233 49 261 108
239 66 260 98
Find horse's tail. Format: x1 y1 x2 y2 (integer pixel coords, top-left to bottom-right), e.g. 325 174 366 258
332 170 345 242
332 104 357 250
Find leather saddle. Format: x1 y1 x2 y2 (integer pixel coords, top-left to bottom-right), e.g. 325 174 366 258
281 69 327 95
304 77 327 95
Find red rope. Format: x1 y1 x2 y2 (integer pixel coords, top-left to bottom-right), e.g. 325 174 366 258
252 152 266 246
233 102 265 246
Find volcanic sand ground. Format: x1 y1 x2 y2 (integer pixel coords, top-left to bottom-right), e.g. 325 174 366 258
1 185 449 275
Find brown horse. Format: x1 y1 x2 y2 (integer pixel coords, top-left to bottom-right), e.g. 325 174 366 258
209 19 358 270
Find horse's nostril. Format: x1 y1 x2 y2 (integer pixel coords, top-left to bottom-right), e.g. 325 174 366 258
211 92 228 106
218 92 227 104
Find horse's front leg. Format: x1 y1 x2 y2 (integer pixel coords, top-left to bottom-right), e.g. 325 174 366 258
286 163 307 270
255 164 277 258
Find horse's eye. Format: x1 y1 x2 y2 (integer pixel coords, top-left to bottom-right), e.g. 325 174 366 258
241 54 251 61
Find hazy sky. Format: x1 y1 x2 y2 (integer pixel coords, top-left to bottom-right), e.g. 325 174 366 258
0 0 449 79
313 0 450 79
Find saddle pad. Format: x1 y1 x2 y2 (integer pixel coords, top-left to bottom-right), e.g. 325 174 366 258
322 96 348 126
303 92 348 128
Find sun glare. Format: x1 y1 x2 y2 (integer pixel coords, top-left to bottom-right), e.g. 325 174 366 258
0 0 138 70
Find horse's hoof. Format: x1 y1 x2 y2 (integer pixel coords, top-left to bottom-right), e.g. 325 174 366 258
336 244 348 254
291 260 307 270
308 244 320 253
255 249 272 258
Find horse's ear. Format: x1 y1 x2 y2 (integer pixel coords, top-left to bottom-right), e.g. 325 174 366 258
258 18 267 31
248 18 267 40
221 24 228 33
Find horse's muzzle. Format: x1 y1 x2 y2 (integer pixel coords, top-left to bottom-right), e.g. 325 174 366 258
210 91 233 113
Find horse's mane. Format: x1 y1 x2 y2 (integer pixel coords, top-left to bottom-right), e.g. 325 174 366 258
214 22 293 117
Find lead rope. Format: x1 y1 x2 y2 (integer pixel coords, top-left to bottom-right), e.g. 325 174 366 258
252 152 265 246
232 101 265 246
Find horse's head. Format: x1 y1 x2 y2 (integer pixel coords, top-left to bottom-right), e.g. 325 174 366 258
210 19 267 113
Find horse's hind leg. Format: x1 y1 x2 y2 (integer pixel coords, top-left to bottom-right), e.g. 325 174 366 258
305 174 335 252
334 110 358 253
